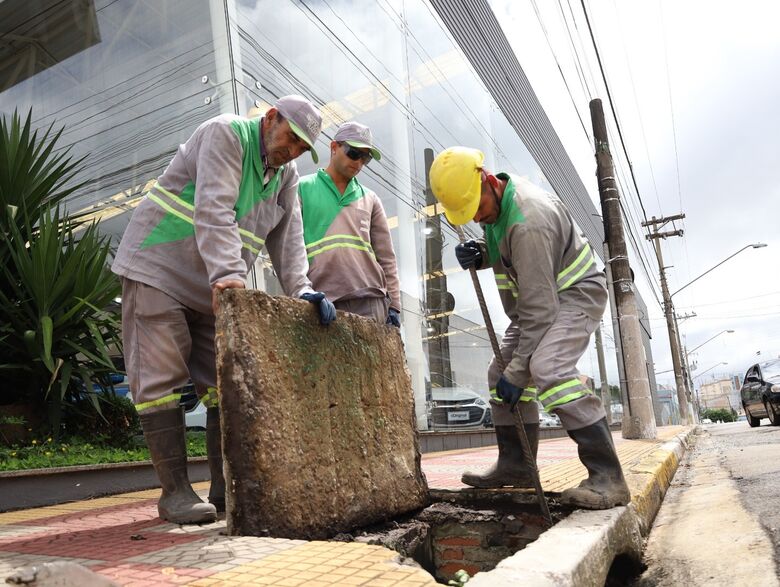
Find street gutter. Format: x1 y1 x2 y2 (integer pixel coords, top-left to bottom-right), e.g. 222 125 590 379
466 426 696 586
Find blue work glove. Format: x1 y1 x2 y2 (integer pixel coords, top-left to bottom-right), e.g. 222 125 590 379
496 375 523 411
455 240 484 270
300 292 337 325
386 308 401 328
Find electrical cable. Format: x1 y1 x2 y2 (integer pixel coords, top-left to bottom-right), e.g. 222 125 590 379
580 0 649 223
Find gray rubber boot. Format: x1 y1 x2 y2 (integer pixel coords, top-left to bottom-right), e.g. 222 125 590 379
140 408 217 524
560 417 630 509
461 424 539 488
206 407 225 513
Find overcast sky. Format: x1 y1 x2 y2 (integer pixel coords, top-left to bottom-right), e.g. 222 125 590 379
487 0 780 394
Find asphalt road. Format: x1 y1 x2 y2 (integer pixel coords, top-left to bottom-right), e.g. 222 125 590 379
635 420 780 586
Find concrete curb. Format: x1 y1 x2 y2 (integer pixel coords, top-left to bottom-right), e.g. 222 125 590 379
0 460 210 511
466 426 697 587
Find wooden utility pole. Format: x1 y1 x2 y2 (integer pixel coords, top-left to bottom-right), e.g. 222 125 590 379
594 327 612 424
676 311 698 421
642 214 689 424
590 99 656 439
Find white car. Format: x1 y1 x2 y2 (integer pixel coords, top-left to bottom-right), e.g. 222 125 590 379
427 387 492 428
120 378 207 430
539 411 561 428
180 389 207 430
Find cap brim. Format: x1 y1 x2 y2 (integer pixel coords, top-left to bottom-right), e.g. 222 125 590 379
345 140 381 161
288 120 319 163
442 194 480 226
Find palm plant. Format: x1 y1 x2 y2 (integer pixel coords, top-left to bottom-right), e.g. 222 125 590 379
0 110 122 434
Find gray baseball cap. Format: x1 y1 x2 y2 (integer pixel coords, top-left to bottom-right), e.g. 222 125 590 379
333 121 381 161
275 95 322 163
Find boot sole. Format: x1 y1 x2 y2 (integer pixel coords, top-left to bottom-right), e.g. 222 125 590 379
560 490 630 510
158 505 218 524
159 511 217 524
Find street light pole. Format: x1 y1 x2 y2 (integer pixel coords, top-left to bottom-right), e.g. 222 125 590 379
683 329 734 420
687 330 735 356
671 244 767 298
694 362 729 380
646 236 768 426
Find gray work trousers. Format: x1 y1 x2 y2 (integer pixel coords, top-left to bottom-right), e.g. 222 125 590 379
121 278 219 414
334 296 389 324
489 309 605 431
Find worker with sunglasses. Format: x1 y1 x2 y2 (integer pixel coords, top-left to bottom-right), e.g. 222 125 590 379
298 122 402 326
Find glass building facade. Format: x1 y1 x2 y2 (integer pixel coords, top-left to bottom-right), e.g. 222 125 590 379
1 0 652 429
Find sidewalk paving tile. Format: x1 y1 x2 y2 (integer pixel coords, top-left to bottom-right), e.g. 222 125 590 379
0 426 684 585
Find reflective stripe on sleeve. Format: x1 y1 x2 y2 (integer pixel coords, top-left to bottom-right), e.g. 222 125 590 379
556 243 596 292
494 273 518 297
148 183 265 254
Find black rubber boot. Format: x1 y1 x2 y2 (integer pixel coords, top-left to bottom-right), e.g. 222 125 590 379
561 417 630 509
206 407 225 513
461 424 539 488
140 408 217 524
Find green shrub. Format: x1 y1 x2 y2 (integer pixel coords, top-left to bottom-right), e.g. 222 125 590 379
0 431 206 471
0 110 122 436
63 393 141 447
701 408 736 423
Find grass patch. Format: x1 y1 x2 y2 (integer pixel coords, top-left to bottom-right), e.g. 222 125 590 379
0 432 206 472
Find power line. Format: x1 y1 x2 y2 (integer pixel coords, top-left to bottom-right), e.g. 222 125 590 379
529 0 591 141
610 0 662 215
675 290 780 308
580 0 649 223
658 0 683 216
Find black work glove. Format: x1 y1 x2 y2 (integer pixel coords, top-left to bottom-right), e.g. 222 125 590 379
496 375 523 411
300 292 337 325
455 240 484 270
386 308 401 328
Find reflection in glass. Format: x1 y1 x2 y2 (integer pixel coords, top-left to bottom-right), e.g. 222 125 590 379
1 0 613 431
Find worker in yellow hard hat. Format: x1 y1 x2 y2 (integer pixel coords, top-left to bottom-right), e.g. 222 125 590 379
429 146 629 510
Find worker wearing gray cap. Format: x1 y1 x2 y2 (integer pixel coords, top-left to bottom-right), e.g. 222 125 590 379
112 95 337 525
298 121 401 326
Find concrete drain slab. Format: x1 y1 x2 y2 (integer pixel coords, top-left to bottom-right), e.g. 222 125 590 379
216 291 428 540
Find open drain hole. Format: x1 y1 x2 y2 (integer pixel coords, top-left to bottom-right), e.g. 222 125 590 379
606 553 646 586
331 490 572 584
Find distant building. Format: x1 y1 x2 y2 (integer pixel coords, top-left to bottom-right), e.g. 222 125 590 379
699 378 742 415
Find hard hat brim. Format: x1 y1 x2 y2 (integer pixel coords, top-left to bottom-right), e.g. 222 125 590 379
442 193 480 226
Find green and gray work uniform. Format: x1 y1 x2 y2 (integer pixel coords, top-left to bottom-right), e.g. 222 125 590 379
298 169 401 322
484 174 607 430
112 114 314 413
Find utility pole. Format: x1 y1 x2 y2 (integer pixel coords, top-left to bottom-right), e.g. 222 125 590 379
594 327 612 424
603 242 630 421
642 214 690 424
423 148 454 390
676 312 699 422
590 99 656 439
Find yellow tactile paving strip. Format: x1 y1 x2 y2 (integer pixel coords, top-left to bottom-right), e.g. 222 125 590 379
541 426 685 493
189 541 438 587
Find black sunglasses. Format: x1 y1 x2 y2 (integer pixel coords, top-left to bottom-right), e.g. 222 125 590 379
342 143 372 164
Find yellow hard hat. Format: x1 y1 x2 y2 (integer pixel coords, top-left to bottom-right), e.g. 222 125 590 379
429 147 484 225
